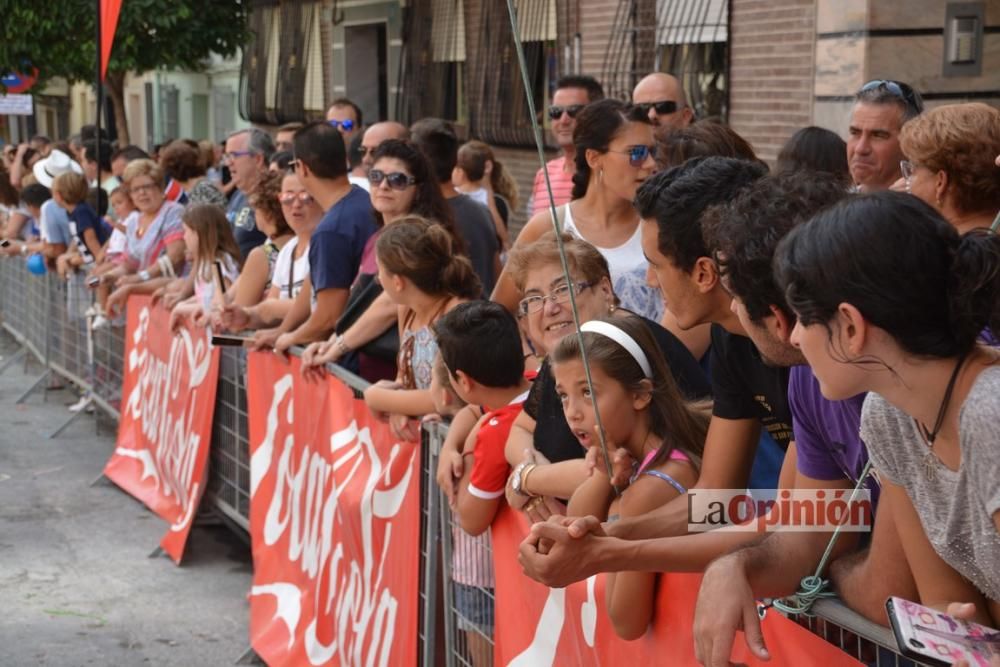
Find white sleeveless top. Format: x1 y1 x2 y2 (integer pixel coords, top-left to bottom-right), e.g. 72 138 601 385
560 204 664 322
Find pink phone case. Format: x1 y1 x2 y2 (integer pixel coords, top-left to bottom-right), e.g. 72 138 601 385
887 596 1000 666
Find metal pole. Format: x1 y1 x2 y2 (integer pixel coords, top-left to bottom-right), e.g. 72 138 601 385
96 0 103 161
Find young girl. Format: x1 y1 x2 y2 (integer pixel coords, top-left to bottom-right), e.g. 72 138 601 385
168 204 242 332
774 192 1000 628
362 217 482 441
555 315 710 639
453 140 518 250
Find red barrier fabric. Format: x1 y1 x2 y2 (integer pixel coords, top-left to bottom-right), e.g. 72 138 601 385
103 296 220 563
491 508 865 666
99 0 124 80
246 353 421 667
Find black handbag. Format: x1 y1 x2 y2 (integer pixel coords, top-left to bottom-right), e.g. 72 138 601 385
335 273 400 364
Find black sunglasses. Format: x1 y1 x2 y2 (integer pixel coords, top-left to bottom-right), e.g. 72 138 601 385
369 169 416 190
859 80 922 114
636 100 680 116
547 105 585 120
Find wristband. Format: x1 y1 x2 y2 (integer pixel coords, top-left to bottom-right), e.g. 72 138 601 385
138 269 151 282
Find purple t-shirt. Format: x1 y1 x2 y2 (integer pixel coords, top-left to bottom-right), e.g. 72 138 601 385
788 365 879 510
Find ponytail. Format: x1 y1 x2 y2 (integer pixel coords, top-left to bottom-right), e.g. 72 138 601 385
490 159 519 210
376 216 483 300
948 228 1000 348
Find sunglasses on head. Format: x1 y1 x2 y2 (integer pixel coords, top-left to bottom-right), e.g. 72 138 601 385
548 104 585 120
610 144 657 167
636 100 680 116
859 80 922 113
327 119 356 132
369 169 416 190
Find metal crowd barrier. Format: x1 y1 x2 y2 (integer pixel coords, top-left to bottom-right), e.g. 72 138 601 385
0 255 923 666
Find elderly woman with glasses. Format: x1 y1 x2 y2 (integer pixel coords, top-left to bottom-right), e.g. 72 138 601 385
492 99 664 324
435 232 711 521
105 159 187 315
897 103 1000 234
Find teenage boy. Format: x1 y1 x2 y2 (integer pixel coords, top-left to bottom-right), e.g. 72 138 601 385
434 301 533 536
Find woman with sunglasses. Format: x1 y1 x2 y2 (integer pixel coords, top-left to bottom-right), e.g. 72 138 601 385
300 139 461 380
492 98 663 323
218 169 323 331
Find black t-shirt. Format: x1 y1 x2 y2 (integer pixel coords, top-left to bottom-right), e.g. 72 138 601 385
526 316 712 464
448 194 499 295
709 324 793 448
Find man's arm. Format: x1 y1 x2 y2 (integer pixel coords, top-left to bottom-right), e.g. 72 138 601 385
829 487 918 625
278 286 349 351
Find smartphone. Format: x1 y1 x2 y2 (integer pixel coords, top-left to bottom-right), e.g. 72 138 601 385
87 275 101 287
213 259 227 296
211 334 251 347
0 239 10 248
886 597 1000 666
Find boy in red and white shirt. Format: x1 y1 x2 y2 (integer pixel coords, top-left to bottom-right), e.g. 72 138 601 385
433 301 532 536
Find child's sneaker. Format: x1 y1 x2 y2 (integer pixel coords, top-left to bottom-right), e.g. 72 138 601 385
68 394 93 413
92 314 110 330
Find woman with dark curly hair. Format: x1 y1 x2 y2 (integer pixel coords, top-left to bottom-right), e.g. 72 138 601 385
227 169 293 306
897 103 1000 233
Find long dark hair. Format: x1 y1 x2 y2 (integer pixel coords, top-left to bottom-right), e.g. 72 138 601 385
370 139 464 250
775 126 850 186
571 99 650 200
552 315 709 466
775 191 1000 359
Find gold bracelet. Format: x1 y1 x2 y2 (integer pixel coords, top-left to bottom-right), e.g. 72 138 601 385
520 463 539 497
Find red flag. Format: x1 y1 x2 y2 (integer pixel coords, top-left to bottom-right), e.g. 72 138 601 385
100 0 124 81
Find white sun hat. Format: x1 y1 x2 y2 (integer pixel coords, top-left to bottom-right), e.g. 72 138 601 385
33 149 84 188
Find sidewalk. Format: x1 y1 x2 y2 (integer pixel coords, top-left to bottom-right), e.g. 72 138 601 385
0 333 254 666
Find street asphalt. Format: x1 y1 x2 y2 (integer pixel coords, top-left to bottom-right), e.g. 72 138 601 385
0 333 256 667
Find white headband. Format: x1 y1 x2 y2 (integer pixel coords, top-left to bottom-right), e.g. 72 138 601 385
579 321 653 378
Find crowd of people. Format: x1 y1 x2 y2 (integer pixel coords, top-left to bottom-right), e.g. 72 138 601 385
2 73 999 665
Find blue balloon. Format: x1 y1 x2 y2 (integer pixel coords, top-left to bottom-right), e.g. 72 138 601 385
26 253 47 275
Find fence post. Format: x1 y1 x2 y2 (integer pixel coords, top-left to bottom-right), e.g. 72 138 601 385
420 424 441 667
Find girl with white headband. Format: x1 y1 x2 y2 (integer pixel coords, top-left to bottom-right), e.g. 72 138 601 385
552 314 710 639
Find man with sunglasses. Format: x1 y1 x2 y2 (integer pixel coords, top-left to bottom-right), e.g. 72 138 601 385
325 98 363 145
529 75 605 216
223 128 275 259
632 72 694 130
359 122 409 176
847 79 923 193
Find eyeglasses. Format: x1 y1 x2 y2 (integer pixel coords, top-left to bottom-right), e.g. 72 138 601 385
327 119 355 132
548 105 585 120
608 144 656 168
128 183 159 195
635 100 680 116
278 192 314 205
859 80 922 114
369 169 416 190
223 150 253 163
518 281 593 316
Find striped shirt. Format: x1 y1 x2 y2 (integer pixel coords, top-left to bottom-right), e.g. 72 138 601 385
529 156 574 217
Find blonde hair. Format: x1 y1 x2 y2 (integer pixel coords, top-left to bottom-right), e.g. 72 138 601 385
122 158 165 190
899 103 1000 215
52 172 89 205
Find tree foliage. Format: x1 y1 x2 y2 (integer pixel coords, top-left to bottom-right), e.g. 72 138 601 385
0 0 248 89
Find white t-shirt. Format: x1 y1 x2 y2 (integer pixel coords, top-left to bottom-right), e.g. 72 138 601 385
348 174 371 193
271 237 310 300
105 228 128 256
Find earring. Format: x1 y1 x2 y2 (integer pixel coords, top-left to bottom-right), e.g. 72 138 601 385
598 167 604 183
608 303 616 314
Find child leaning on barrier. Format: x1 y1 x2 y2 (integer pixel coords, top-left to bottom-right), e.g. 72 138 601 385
433 301 533 667
167 204 242 333
556 315 709 640
51 172 109 279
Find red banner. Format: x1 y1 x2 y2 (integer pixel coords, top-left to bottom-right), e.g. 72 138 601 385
492 508 865 666
103 295 220 563
246 353 421 667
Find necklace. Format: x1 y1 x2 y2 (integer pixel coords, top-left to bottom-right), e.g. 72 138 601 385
915 353 968 481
